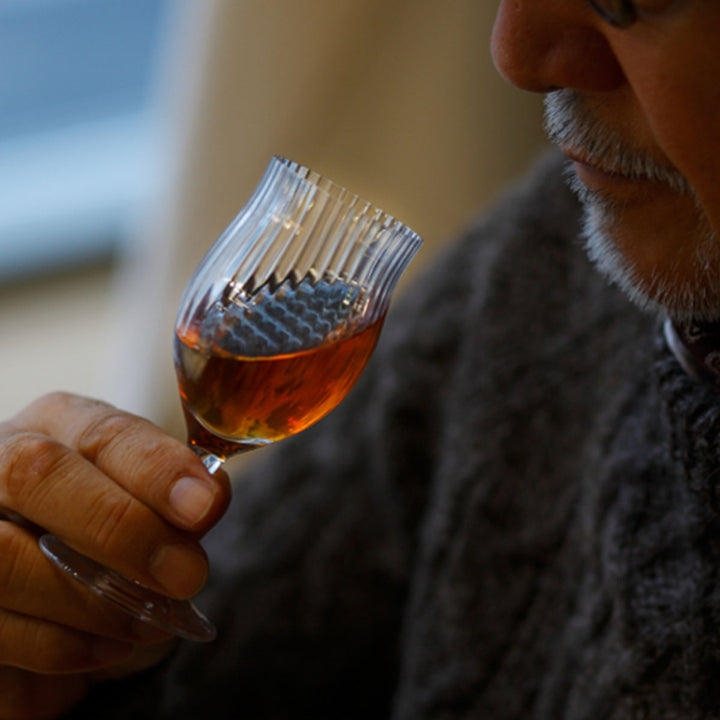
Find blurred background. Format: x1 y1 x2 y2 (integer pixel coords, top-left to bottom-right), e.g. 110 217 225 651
0 0 547 440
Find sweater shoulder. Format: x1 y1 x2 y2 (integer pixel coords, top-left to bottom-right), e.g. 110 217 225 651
379 150 590 360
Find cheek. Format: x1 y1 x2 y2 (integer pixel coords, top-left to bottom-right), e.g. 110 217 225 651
628 52 720 237
663 95 720 239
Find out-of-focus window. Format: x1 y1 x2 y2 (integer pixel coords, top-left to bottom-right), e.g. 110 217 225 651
0 0 170 282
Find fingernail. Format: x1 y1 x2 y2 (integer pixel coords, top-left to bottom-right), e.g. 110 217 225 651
92 637 134 664
169 476 215 526
150 543 207 598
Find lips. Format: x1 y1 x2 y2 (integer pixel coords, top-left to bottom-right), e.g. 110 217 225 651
545 91 691 203
561 146 660 199
563 148 630 179
573 157 635 188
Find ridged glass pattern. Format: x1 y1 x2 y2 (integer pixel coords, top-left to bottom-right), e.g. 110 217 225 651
176 156 422 356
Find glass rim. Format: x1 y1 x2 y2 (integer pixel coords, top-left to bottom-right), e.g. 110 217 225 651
271 155 421 239
176 154 424 339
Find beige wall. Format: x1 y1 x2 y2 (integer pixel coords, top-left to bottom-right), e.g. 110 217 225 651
162 0 547 262
0 266 115 419
0 1 547 434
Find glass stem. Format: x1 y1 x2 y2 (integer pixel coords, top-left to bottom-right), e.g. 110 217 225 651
190 445 225 475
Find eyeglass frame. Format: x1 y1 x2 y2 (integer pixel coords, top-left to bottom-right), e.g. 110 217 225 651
585 0 638 27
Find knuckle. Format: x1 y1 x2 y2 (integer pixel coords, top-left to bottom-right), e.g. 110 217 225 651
84 490 139 555
31 390 74 410
30 391 108 415
74 409 139 465
14 391 82 423
0 433 69 511
74 410 189 493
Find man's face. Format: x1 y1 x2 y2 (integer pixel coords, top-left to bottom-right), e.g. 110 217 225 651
492 1 720 321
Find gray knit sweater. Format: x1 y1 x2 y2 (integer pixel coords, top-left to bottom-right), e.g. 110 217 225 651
70 151 720 719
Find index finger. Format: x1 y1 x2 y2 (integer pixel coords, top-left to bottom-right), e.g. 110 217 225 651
10 393 231 533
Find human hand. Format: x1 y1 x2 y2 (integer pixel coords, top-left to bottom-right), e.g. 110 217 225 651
0 392 231 719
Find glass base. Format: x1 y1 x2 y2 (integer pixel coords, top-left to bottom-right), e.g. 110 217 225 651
39 534 217 643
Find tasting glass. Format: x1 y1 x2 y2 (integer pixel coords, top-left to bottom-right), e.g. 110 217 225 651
40 156 422 641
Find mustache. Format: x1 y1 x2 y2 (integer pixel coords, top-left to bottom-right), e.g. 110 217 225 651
543 89 691 195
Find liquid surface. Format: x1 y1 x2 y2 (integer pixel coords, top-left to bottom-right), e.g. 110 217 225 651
175 277 381 457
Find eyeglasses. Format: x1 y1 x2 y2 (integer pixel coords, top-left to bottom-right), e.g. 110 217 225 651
585 0 638 27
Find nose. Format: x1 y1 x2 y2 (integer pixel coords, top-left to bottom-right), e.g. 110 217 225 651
491 0 624 93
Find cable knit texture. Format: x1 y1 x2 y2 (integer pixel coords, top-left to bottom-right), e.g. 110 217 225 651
67 152 720 719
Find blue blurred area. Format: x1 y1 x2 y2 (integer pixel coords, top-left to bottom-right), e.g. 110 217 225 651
0 0 172 281
0 0 168 138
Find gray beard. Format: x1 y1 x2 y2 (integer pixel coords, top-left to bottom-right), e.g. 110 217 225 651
544 89 720 322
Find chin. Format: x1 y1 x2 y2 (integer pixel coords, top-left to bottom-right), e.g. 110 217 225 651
561 163 720 321
581 200 720 322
